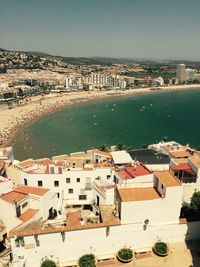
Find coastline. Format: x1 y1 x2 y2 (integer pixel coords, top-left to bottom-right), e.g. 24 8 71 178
0 84 200 148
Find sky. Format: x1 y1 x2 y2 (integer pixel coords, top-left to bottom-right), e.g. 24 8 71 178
0 0 200 60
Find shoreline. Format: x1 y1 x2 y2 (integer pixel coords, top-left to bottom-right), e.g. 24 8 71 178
1 84 200 148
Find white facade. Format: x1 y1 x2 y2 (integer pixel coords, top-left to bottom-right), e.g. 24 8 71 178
176 64 186 83
10 220 200 267
0 176 13 195
19 167 114 205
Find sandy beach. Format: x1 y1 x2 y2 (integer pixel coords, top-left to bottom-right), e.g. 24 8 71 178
0 84 200 147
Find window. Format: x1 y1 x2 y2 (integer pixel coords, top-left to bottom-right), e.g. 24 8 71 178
24 178 28 186
22 202 28 209
66 178 71 183
68 189 73 194
54 181 59 187
79 195 87 200
58 167 62 174
38 181 43 187
50 167 55 174
77 178 80 183
107 175 111 179
161 184 164 190
57 193 60 198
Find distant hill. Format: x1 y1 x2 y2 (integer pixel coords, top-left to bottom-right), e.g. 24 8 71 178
0 47 200 66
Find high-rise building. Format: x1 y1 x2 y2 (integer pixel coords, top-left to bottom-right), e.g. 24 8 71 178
185 68 195 82
176 64 186 83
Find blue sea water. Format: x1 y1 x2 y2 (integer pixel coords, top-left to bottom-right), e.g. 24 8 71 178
13 89 200 160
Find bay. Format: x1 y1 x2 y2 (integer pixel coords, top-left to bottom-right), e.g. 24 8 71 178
13 89 200 160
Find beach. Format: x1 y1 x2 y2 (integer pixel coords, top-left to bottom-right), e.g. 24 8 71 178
0 84 200 148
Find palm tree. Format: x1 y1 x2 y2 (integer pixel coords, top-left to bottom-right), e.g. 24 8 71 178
99 144 108 152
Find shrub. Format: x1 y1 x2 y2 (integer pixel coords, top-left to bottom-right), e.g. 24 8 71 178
117 248 133 262
153 242 168 256
78 254 95 267
40 259 56 267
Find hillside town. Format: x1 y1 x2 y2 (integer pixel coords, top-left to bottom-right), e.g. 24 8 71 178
1 141 200 266
0 49 200 103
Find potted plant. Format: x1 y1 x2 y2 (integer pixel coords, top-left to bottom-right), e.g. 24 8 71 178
40 259 57 267
78 254 96 267
153 242 169 257
117 248 133 263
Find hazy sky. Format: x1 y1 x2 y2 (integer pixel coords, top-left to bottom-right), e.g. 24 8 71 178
0 0 200 59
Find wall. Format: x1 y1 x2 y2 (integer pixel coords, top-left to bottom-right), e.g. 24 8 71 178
10 221 200 267
19 168 113 205
120 186 183 225
0 179 13 195
0 199 22 232
115 173 154 188
182 183 200 203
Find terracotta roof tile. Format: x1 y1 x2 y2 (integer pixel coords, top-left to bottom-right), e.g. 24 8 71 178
19 209 39 222
18 159 35 169
0 191 27 203
15 186 49 196
116 164 151 180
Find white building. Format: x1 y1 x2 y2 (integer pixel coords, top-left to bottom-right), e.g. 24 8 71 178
15 156 114 206
185 68 196 82
0 186 57 232
176 64 186 83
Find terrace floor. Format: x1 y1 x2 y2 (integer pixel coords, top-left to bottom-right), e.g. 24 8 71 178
98 241 200 267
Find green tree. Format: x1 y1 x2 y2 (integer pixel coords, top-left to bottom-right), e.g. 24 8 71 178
190 191 200 216
41 259 56 267
99 144 108 152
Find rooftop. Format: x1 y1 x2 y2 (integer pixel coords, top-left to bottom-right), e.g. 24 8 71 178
154 171 181 187
170 163 192 172
128 149 170 164
111 151 132 165
116 164 151 180
169 150 191 158
117 187 160 202
15 186 49 196
0 190 27 203
19 209 39 222
189 155 200 169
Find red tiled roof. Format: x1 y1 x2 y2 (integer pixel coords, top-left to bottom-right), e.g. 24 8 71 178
116 164 151 180
170 163 192 171
0 191 27 203
10 217 121 238
19 209 39 222
15 186 49 196
18 160 35 169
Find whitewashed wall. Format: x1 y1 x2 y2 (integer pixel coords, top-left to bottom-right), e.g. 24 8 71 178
11 221 200 267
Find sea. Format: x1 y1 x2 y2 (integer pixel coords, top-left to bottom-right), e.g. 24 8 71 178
12 89 200 161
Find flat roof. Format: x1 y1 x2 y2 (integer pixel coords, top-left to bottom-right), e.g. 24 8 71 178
128 149 170 164
154 171 181 187
169 150 191 158
117 187 160 202
111 151 132 164
189 155 200 169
